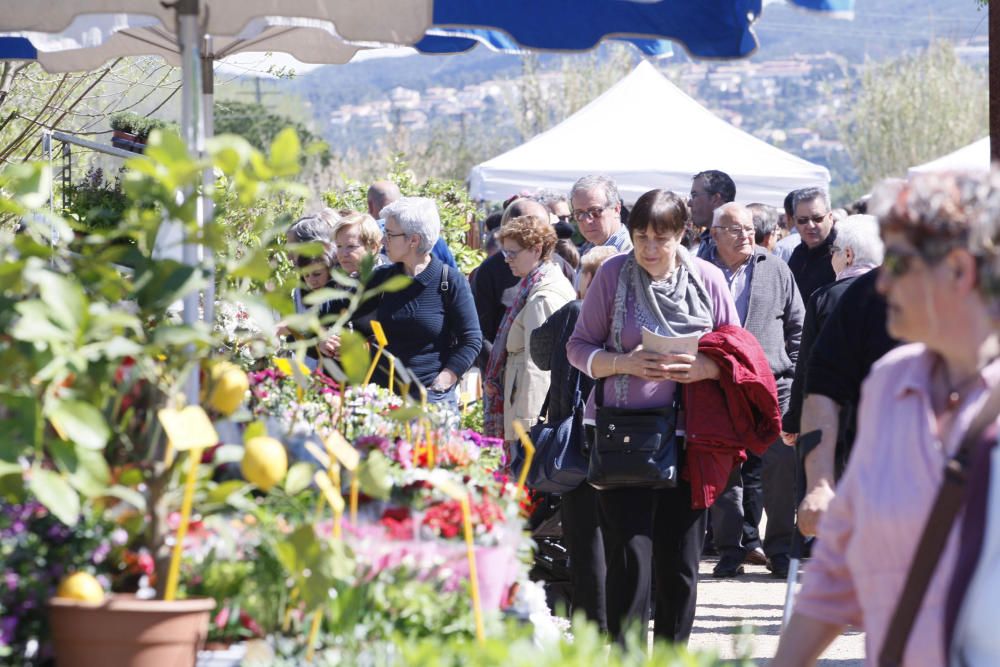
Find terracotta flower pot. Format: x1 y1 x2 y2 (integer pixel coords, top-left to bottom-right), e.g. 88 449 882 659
49 595 215 667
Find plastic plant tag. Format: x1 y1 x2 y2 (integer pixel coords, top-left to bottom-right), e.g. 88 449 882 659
512 421 536 497
324 430 359 471
157 406 219 451
369 320 388 347
313 470 345 514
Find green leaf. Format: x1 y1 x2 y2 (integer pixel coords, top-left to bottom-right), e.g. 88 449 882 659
104 484 147 512
47 399 111 451
152 325 212 348
372 274 412 295
302 287 352 306
269 128 301 175
134 260 203 312
0 460 22 478
11 301 71 345
212 444 244 465
118 467 144 486
284 461 314 496
29 468 80 526
231 246 274 283
338 330 370 386
207 479 247 506
357 451 393 501
384 406 425 422
28 269 87 332
244 420 267 443
0 162 52 209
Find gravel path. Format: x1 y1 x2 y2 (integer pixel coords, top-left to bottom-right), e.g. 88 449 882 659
687 558 865 665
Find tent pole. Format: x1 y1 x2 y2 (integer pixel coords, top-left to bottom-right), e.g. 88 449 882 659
177 0 205 407
202 37 215 325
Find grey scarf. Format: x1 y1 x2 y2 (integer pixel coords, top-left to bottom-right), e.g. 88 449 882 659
609 246 714 404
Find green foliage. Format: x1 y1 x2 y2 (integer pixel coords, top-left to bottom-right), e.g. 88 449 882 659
109 112 177 142
62 167 128 232
839 40 988 190
215 100 332 167
323 155 484 274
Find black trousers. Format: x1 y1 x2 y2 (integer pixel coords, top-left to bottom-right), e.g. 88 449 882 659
710 452 764 559
560 481 608 632
596 481 707 644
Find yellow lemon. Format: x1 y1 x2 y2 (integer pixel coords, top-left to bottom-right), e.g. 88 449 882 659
55 572 105 603
241 436 288 492
207 362 249 416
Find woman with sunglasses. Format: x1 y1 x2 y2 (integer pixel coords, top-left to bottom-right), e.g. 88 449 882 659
773 172 1000 666
483 214 576 448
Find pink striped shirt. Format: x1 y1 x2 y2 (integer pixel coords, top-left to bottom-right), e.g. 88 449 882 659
795 343 1000 666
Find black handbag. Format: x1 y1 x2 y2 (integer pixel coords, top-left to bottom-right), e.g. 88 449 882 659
587 376 679 490
511 376 588 494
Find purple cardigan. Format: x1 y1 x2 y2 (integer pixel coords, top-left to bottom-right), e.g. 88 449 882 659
567 253 739 420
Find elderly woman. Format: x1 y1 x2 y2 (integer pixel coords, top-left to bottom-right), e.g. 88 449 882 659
332 211 385 276
336 196 481 403
286 210 339 313
567 189 739 643
772 173 1000 666
484 214 576 443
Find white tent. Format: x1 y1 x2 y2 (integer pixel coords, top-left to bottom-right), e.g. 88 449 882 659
907 137 990 178
469 61 830 207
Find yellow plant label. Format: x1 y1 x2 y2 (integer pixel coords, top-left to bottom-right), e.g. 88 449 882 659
157 406 219 451
272 357 311 377
325 430 359 471
304 441 331 469
369 320 388 347
313 470 345 513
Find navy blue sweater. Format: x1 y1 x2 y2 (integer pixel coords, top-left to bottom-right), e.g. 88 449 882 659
347 257 482 393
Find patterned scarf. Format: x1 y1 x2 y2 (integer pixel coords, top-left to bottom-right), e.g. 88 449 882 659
608 247 714 405
483 261 556 438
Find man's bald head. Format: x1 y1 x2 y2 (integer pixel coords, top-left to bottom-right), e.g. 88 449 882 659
367 181 402 218
501 198 549 226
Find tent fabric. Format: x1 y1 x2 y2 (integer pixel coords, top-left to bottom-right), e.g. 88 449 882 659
468 61 830 207
906 137 990 179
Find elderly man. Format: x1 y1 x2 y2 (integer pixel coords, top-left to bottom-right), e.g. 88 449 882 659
787 187 838 301
569 175 633 254
689 170 736 259
367 180 458 269
747 202 781 253
706 203 804 579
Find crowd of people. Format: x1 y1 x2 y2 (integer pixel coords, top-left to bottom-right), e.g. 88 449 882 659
282 169 1000 665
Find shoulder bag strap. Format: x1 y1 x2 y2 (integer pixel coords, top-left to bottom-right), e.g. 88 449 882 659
878 382 1000 667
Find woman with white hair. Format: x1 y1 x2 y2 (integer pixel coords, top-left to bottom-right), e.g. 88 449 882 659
783 215 885 446
328 196 481 404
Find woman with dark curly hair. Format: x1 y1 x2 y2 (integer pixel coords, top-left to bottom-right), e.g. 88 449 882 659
483 214 575 448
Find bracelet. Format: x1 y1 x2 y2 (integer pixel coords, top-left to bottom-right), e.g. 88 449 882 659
611 353 618 376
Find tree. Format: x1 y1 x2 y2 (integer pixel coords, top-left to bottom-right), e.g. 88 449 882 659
214 100 331 167
839 41 988 191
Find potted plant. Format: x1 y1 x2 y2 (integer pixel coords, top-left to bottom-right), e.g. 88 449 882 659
0 127 309 664
110 111 151 153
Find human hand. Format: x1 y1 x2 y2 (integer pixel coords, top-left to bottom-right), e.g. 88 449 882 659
797 481 836 537
319 334 341 358
663 352 720 384
431 368 458 392
781 431 797 446
619 348 672 380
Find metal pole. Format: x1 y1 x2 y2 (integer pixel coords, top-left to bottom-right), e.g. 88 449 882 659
177 0 204 408
201 37 216 325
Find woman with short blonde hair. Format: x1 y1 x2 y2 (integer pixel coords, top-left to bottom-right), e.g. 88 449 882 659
332 211 383 276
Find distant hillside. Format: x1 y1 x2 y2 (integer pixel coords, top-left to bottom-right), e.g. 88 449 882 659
289 0 985 108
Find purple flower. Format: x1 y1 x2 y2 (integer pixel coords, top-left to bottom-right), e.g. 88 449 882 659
3 573 18 591
0 616 17 645
92 542 111 565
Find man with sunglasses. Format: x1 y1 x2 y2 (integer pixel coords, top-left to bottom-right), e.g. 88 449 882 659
786 187 839 301
569 175 633 255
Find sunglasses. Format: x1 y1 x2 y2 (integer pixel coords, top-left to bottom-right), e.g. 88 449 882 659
882 247 923 277
795 213 829 226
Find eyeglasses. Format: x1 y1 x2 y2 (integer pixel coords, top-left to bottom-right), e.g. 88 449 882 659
500 247 525 260
712 225 754 237
572 205 611 223
882 247 923 278
829 245 842 256
795 213 829 226
383 229 408 240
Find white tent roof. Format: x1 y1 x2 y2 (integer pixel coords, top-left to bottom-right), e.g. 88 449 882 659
469 61 830 207
907 137 990 178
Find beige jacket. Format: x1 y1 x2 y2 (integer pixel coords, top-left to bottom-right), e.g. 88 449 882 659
502 265 576 441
